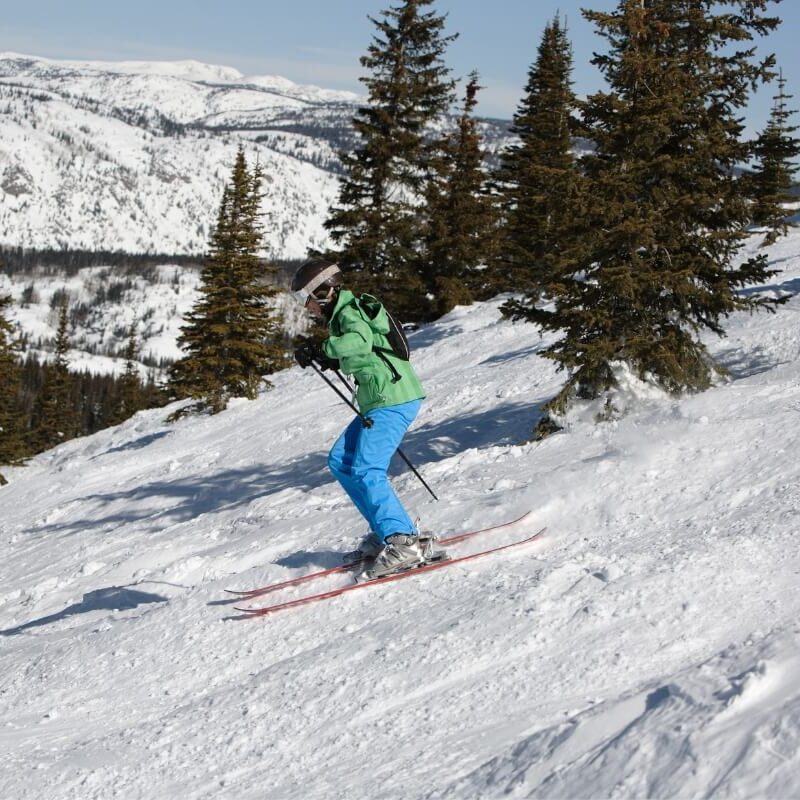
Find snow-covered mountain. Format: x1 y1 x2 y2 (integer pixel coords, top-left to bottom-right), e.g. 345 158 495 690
0 52 358 257
0 52 511 259
1 228 799 798
0 260 309 377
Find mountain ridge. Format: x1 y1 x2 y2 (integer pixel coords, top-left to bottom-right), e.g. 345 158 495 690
0 52 510 259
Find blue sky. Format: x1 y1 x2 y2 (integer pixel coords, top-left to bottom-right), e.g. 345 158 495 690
2 0 798 134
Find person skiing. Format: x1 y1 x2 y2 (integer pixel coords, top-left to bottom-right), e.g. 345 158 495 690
291 257 427 580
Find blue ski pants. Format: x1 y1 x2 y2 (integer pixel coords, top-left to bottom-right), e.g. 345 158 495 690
328 399 422 542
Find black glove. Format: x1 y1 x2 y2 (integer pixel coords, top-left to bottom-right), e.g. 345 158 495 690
317 350 340 371
294 341 318 369
294 341 340 371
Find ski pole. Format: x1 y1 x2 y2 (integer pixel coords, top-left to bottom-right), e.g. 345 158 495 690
331 368 439 503
309 361 370 424
308 361 439 501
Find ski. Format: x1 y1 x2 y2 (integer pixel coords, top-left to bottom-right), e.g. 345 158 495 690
225 510 532 599
233 527 546 618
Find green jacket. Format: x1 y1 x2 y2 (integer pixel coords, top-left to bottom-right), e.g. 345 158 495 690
322 289 425 414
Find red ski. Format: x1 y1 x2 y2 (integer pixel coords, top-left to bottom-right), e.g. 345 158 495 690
225 510 532 599
234 527 546 618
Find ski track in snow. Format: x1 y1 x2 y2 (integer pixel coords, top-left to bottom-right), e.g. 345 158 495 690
2 233 800 799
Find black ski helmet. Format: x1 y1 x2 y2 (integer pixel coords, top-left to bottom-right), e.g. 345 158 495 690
291 258 344 307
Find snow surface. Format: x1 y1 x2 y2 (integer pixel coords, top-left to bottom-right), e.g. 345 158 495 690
2 232 800 799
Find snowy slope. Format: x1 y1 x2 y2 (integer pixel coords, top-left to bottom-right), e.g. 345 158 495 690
1 232 800 799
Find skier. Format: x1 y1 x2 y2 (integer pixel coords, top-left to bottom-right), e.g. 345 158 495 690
291 257 427 579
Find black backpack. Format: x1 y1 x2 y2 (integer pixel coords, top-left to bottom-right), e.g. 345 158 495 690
357 294 410 381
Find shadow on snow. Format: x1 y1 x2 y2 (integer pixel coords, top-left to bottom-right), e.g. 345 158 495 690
101 430 172 457
34 400 545 537
714 344 790 380
399 398 544 468
0 585 168 636
737 273 800 298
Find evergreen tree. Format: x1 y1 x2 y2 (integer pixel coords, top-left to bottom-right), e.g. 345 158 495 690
749 69 800 245
0 295 27 482
424 72 500 316
16 350 166 451
522 0 784 431
33 300 77 450
112 321 143 424
494 15 585 301
324 0 457 319
169 148 286 414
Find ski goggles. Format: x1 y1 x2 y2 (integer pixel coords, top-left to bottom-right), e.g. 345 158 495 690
291 264 341 307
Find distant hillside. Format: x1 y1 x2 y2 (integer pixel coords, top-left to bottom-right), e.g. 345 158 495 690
0 257 310 379
0 53 512 259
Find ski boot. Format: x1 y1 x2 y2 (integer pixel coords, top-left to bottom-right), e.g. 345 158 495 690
358 533 425 581
343 531 383 564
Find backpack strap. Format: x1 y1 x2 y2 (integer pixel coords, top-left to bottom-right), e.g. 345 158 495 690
373 347 403 383
353 294 407 383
